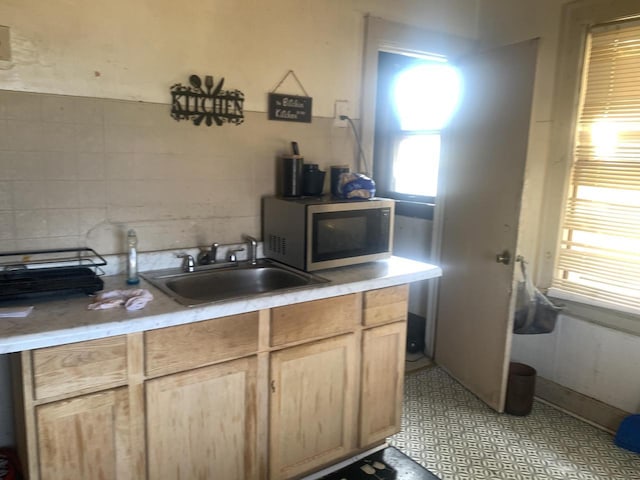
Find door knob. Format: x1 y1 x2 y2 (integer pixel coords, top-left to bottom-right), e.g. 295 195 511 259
496 250 511 265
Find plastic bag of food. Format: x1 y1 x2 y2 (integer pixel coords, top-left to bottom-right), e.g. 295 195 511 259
337 172 376 199
513 258 563 334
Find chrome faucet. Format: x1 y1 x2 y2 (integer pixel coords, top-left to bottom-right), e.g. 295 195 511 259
227 248 244 262
244 235 258 265
197 242 220 265
177 253 196 272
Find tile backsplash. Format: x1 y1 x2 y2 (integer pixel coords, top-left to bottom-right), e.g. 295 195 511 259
0 90 354 255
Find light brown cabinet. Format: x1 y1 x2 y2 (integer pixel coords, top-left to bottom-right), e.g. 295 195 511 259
270 294 360 346
36 387 132 480
12 336 136 480
144 311 259 377
363 284 409 327
143 313 260 480
359 321 407 447
269 334 357 480
30 335 128 400
13 285 410 480
359 285 409 448
146 356 258 480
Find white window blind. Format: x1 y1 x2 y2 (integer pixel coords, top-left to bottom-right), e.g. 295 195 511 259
550 20 640 315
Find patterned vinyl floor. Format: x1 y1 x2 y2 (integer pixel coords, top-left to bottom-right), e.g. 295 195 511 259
389 366 640 480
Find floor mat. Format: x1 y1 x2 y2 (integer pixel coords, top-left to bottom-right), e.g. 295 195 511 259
319 446 440 480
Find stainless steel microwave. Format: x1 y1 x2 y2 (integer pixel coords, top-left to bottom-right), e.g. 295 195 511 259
262 196 394 271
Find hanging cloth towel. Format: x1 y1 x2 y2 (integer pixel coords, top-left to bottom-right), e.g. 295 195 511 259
88 289 154 311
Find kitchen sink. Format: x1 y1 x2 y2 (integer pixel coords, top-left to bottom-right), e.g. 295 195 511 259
141 259 329 306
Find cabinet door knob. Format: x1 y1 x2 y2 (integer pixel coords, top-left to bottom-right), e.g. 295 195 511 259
271 380 276 393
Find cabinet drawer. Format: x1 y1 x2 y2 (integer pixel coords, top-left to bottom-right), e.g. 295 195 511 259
31 336 127 400
363 285 409 326
271 293 361 347
145 311 259 377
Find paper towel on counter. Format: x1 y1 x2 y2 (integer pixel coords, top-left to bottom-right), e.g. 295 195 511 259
88 289 153 311
0 306 34 318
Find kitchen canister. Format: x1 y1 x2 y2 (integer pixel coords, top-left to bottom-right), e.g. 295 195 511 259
330 165 349 197
280 155 304 197
302 163 326 196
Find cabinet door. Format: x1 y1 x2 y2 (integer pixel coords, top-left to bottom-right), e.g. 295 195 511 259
146 356 258 480
270 334 357 480
36 388 132 480
360 322 407 447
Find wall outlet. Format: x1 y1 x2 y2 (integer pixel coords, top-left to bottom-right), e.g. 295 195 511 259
333 100 350 127
0 26 10 62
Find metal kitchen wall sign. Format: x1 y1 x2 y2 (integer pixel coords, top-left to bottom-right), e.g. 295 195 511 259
268 70 312 123
170 74 245 126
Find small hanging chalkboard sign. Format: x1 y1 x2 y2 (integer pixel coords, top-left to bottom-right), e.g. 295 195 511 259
268 70 312 123
268 93 312 123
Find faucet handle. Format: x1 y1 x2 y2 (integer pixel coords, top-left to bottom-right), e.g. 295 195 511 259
197 242 220 266
210 243 220 263
227 248 244 262
177 253 196 272
197 249 210 266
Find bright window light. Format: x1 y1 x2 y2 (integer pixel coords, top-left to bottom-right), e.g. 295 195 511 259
392 134 440 197
591 120 619 158
576 185 640 206
393 63 461 131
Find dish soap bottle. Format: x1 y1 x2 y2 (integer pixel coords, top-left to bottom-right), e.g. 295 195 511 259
126 229 140 285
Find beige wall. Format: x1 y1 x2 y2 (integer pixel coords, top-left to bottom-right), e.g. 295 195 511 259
0 90 358 253
0 0 478 255
0 0 477 116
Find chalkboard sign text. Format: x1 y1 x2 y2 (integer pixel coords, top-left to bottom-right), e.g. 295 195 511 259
268 93 312 123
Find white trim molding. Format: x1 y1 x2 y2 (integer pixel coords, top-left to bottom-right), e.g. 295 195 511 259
538 0 640 289
360 15 472 357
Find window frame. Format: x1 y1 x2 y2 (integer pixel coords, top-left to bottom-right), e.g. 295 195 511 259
360 16 473 356
373 51 451 219
360 16 472 221
540 0 640 330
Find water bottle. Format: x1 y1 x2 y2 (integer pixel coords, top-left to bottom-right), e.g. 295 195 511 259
126 229 140 285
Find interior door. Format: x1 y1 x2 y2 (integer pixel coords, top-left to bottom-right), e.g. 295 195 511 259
434 39 538 412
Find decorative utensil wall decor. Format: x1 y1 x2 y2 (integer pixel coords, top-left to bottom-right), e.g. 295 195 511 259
268 70 312 123
170 74 245 126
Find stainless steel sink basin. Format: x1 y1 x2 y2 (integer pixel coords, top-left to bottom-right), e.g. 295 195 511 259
141 259 329 306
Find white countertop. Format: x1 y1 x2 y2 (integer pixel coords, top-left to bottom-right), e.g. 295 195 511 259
0 256 441 354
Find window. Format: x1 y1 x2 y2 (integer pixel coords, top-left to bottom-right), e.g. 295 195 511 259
373 51 460 218
550 19 640 315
